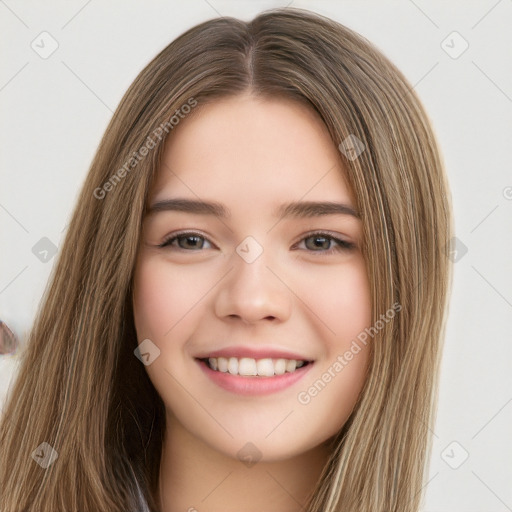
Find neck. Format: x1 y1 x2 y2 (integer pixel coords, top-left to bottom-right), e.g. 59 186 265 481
157 414 331 512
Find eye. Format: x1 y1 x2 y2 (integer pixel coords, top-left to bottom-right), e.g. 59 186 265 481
296 232 355 255
157 230 355 254
158 232 213 251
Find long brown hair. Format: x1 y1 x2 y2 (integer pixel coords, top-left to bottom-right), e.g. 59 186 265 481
0 8 452 511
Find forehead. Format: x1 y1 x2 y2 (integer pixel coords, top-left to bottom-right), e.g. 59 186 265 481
149 94 355 208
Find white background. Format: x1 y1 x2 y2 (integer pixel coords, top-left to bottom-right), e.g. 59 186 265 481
1 1 511 510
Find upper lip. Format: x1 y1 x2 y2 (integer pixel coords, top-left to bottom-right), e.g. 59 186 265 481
195 346 313 361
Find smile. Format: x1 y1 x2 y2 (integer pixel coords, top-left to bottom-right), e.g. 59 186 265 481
201 356 310 377
196 355 314 396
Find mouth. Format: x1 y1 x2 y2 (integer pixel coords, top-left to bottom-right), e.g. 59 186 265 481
195 355 314 395
194 346 315 395
197 356 312 377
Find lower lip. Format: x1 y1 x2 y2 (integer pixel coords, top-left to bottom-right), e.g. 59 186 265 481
196 359 314 396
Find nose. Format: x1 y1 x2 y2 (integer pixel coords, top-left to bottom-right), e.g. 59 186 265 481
214 245 292 325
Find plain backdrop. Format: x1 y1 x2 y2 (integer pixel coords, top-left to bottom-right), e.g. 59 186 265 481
1 1 511 511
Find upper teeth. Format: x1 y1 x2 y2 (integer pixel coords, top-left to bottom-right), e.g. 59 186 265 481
207 357 306 376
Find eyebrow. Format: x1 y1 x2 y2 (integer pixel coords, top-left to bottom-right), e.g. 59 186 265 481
147 198 360 219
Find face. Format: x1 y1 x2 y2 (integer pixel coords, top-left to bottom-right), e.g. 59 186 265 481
132 94 372 462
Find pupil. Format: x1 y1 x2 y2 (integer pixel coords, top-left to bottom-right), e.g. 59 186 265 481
308 236 329 250
182 235 201 249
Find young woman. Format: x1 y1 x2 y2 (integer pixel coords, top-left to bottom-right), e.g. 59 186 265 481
0 7 453 512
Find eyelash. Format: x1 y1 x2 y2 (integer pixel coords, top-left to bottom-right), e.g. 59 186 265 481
158 230 355 255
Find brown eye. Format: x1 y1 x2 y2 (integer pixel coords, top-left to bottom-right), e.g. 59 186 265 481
298 232 355 254
159 232 212 250
304 235 332 251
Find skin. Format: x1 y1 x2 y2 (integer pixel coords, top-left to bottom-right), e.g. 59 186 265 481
132 93 372 512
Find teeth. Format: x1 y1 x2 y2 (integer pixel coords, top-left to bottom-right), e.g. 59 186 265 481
205 356 308 376
228 357 238 375
238 357 258 376
285 359 297 372
274 359 286 375
217 357 228 372
256 358 274 376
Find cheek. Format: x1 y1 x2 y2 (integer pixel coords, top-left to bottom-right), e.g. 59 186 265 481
301 257 372 345
291 258 372 437
132 256 210 342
